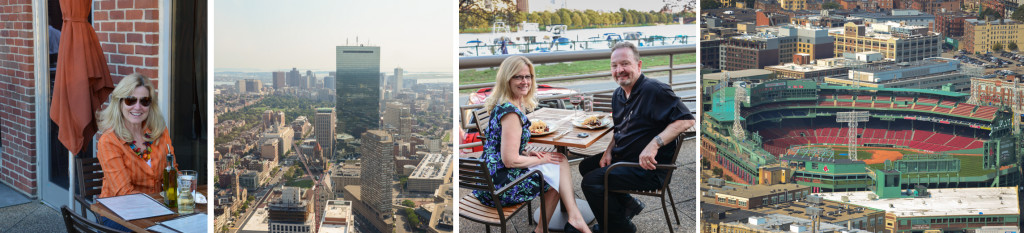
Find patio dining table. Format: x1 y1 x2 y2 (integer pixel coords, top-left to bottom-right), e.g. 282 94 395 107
90 185 208 233
526 108 614 156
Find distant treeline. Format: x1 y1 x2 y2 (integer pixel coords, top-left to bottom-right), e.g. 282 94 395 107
460 8 690 31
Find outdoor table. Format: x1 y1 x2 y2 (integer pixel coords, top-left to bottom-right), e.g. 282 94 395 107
526 108 614 156
90 185 208 233
526 108 613 230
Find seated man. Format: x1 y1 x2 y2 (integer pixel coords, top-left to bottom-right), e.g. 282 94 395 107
579 42 695 233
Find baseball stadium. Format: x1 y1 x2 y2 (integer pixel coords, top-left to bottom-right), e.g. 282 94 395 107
701 79 1021 196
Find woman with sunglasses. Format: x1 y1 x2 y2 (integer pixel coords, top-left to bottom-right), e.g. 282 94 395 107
473 56 592 233
96 73 177 200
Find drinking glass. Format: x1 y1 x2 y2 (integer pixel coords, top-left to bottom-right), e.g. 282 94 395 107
583 93 594 114
570 90 583 117
177 170 197 214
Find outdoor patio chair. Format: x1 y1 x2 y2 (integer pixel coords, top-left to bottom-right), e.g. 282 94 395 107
459 158 549 233
74 157 104 221
60 206 126 233
474 108 554 153
602 132 694 233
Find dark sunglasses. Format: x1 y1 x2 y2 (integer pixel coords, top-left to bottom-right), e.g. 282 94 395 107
122 96 152 107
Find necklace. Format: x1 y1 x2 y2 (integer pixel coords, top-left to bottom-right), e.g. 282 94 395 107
126 133 153 160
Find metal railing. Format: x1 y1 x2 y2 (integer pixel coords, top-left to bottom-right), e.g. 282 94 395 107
460 36 692 57
458 45 697 149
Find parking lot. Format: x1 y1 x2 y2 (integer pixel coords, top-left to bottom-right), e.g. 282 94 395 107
943 50 1024 76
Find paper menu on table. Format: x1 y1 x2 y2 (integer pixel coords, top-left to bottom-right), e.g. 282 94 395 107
95 193 174 221
147 213 207 233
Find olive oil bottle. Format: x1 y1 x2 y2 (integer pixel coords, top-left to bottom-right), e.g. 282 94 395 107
163 153 177 208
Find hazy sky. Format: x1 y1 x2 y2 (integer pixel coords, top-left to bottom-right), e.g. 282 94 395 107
214 0 455 73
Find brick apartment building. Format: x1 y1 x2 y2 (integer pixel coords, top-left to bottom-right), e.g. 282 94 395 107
0 0 206 209
935 11 977 38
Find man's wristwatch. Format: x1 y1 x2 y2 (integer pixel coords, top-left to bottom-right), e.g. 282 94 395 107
654 135 665 147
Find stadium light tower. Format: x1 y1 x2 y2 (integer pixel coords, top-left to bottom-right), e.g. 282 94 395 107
837 111 869 160
733 81 749 140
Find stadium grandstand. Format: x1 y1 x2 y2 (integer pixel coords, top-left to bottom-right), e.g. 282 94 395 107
701 79 1020 195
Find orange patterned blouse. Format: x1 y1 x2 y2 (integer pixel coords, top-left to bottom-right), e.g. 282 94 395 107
97 128 178 198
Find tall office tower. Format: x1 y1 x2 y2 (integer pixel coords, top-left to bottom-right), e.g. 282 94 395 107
336 46 381 138
288 67 302 87
399 116 413 141
383 102 408 129
324 76 335 89
235 80 247 93
393 67 403 93
298 73 309 90
360 130 394 218
306 70 316 89
315 108 336 162
379 72 387 114
273 71 286 90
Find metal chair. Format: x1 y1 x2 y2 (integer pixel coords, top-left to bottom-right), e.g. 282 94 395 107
60 205 126 233
475 108 554 153
459 158 549 233
74 157 104 221
602 132 694 233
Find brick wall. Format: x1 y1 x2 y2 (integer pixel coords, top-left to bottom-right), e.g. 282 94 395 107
0 0 39 197
0 0 164 197
92 0 159 83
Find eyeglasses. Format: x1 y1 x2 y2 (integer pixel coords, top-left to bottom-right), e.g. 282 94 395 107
122 96 152 107
511 75 533 81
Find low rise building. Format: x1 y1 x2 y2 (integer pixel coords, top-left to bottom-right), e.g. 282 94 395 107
765 57 851 82
961 19 1024 54
821 187 1020 233
319 199 353 233
408 153 452 193
833 22 942 62
827 57 971 92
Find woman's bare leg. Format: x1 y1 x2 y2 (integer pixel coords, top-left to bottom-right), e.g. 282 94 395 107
535 189 559 233
557 154 592 233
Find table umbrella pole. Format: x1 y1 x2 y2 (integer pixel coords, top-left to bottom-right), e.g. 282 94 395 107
68 151 74 213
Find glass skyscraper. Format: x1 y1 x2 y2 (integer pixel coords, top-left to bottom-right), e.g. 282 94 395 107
335 46 381 139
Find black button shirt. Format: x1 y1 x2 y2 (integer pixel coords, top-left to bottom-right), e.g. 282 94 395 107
611 74 695 164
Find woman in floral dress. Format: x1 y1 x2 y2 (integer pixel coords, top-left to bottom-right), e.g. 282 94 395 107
472 56 591 233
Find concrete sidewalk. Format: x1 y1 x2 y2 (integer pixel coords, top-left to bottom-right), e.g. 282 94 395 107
0 199 66 233
459 139 698 233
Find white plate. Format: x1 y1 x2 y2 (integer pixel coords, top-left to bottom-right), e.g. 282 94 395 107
571 115 613 129
529 120 558 136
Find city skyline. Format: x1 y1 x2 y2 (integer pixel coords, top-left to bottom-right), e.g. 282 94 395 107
213 0 454 73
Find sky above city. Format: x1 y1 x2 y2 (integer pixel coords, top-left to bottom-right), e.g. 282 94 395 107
214 0 455 73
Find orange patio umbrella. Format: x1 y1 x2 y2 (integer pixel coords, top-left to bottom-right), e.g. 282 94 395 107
50 0 114 155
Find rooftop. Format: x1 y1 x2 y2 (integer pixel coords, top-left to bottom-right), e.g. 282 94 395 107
410 153 452 179
723 214 872 233
819 187 1020 217
704 69 776 81
851 57 957 73
965 19 1021 25
703 182 808 199
701 203 766 224
320 199 353 233
766 60 849 72
750 199 883 223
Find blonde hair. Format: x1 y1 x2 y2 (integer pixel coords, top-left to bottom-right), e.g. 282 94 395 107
483 56 538 113
97 73 166 144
